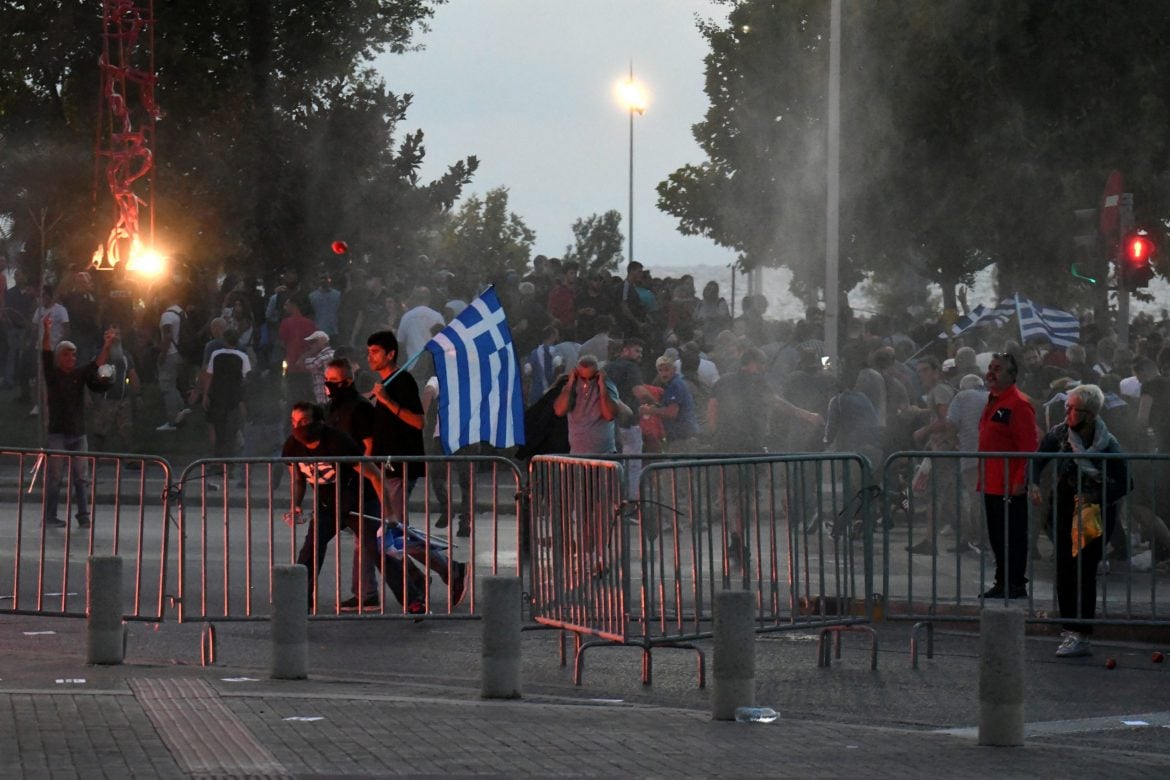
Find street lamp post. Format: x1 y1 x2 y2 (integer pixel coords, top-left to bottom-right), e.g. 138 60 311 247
618 63 646 264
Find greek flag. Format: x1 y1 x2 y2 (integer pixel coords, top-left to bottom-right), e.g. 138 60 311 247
943 300 1015 339
424 287 525 455
1015 294 1080 349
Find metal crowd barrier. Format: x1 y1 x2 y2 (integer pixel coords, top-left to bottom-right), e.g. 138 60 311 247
0 448 172 622
529 453 877 685
881 450 1170 664
174 455 523 639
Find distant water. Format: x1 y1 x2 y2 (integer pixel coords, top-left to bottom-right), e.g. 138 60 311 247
648 263 1170 324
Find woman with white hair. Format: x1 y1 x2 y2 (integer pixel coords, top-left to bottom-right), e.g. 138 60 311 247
1029 384 1129 658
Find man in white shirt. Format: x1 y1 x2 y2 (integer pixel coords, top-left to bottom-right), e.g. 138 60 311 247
156 292 191 431
395 286 445 376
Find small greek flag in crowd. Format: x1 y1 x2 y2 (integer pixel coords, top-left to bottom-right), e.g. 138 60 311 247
943 300 1014 338
424 287 525 455
1014 294 1080 349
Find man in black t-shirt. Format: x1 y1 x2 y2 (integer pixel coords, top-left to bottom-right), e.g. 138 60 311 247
201 329 251 460
283 402 425 613
41 317 114 529
324 356 427 609
367 331 467 606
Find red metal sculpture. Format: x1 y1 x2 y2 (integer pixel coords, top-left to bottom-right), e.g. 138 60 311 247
93 0 161 271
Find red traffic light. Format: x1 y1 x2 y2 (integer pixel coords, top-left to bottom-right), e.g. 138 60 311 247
1119 229 1156 288
1125 232 1154 264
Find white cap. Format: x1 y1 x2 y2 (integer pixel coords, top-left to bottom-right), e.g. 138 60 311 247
304 330 330 343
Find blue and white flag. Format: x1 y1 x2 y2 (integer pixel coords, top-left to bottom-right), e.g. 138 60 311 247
1014 294 1080 349
942 299 1015 339
424 287 525 455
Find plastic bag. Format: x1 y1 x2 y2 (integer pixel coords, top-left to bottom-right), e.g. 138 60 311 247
1071 496 1102 557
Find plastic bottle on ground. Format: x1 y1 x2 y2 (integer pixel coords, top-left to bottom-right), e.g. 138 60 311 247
734 706 779 723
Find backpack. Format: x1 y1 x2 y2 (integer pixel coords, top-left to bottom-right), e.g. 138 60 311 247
168 306 203 365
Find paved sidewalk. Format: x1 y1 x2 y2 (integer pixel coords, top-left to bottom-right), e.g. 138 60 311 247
3 615 1170 777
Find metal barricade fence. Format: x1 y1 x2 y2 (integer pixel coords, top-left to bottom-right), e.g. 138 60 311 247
528 453 877 685
527 455 628 644
881 450 1170 661
175 455 523 633
0 448 172 622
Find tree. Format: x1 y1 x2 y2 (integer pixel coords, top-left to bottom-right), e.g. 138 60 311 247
562 210 624 275
433 187 535 289
0 1 477 293
660 1 1170 322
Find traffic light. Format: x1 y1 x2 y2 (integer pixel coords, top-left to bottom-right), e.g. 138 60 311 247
1119 229 1156 288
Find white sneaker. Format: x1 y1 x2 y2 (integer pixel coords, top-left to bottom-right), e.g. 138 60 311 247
1055 631 1092 657
155 422 178 432
28 406 39 417
175 408 193 424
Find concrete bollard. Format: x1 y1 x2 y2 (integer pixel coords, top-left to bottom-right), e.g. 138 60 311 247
87 555 124 665
271 565 308 680
712 589 755 721
481 576 522 699
978 605 1025 746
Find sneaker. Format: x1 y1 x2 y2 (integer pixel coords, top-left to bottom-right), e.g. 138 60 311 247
448 561 468 608
45 518 67 529
1055 631 1092 657
906 539 937 555
1007 584 1029 599
76 517 91 529
434 514 449 529
456 518 471 538
175 408 193 425
28 406 38 417
155 422 178 432
981 583 1005 599
406 600 427 616
339 595 381 612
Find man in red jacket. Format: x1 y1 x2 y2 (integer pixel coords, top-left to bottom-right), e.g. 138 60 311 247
978 352 1038 599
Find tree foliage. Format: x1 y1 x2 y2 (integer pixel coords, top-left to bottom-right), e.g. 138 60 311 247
660 0 1170 319
0 0 477 290
562 210 624 275
433 187 535 288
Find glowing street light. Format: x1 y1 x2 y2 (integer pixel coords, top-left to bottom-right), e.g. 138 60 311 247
616 63 647 263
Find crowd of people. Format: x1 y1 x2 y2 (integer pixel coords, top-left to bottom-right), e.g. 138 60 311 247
5 258 1170 629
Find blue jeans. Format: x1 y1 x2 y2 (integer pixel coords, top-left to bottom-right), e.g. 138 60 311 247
44 434 91 524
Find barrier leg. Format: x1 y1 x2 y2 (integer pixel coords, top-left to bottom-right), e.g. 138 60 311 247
200 624 217 667
910 621 934 669
481 576 522 699
271 565 308 680
978 605 1025 746
712 590 755 721
87 555 124 665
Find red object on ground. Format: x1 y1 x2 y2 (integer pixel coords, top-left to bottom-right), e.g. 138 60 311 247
1105 658 1117 670
1153 651 1164 664
332 240 348 255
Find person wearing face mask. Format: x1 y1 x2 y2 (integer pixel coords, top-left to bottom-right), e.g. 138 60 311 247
282 401 425 614
1029 384 1128 658
40 315 115 529
322 356 399 609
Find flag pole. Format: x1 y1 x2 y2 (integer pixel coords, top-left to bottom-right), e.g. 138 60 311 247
377 284 496 389
378 348 426 388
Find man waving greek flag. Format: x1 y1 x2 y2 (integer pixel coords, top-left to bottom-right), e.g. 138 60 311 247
424 287 525 455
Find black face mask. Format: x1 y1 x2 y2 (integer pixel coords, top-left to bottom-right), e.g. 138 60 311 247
324 380 350 399
291 422 324 446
